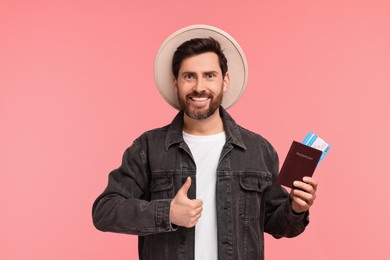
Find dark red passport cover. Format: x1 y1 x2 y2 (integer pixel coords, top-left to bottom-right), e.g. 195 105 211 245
277 141 322 188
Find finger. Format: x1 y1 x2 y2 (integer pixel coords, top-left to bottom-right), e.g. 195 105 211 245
291 196 310 211
191 207 203 217
293 181 314 194
179 177 192 196
302 176 318 191
188 214 202 227
192 199 203 207
185 210 202 228
292 189 316 205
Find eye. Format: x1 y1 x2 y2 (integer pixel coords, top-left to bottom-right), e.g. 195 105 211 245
183 73 194 80
206 72 217 79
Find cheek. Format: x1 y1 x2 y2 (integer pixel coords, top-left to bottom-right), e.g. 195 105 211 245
177 82 191 94
176 86 186 99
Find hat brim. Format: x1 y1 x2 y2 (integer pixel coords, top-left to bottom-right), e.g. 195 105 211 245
154 24 248 110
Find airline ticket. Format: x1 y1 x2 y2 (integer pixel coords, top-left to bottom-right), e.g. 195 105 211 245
302 132 331 162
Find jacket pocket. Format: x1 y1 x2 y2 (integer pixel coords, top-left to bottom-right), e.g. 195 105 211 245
150 173 174 199
238 172 272 220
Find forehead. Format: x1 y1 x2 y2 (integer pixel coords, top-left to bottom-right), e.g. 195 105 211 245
179 52 221 73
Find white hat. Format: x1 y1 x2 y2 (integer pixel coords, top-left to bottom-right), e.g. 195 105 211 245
154 24 248 110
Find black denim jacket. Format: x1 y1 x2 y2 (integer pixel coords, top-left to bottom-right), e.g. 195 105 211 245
92 107 309 260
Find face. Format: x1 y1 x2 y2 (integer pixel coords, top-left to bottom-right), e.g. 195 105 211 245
174 52 230 120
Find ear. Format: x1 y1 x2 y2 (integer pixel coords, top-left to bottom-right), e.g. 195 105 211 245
173 77 178 94
223 72 230 92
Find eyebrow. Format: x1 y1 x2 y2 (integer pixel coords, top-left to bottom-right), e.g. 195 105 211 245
181 71 219 76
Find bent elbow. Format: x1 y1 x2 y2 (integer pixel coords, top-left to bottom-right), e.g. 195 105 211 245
92 200 111 232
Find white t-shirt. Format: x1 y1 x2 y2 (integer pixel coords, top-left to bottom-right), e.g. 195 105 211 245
183 131 226 260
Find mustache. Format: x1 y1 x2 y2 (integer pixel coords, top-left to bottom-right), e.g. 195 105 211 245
186 90 211 98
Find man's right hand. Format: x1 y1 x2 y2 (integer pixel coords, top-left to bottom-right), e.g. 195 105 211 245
170 177 203 228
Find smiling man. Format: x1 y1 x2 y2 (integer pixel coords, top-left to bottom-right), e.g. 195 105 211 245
174 48 228 123
92 25 318 260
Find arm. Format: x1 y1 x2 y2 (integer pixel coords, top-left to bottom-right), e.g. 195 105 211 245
92 138 174 236
263 143 311 238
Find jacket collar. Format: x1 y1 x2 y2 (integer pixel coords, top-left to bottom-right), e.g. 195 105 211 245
164 107 246 151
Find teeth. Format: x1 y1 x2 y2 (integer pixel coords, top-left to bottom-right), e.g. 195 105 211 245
191 97 208 101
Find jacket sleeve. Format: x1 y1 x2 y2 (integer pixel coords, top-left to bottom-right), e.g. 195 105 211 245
263 142 310 238
92 138 175 236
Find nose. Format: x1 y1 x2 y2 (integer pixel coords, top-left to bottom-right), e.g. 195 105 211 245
193 77 206 92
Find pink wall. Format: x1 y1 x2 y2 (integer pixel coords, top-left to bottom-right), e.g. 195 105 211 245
1 0 389 259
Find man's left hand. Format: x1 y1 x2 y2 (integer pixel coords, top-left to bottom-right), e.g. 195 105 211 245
290 176 318 214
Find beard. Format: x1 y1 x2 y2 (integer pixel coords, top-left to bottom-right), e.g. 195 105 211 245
178 89 223 120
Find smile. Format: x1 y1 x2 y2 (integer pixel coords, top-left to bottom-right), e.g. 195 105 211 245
190 97 210 101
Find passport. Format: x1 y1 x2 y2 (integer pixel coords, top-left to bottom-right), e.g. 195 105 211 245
276 141 322 188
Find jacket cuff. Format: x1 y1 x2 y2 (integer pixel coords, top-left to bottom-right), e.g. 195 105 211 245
284 199 310 226
155 199 177 232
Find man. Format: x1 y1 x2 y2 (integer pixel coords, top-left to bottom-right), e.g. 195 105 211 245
92 25 317 260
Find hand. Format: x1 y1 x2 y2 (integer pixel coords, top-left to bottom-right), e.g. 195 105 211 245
170 177 203 228
290 176 318 214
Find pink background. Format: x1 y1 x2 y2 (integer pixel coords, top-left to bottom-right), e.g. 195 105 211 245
1 0 389 259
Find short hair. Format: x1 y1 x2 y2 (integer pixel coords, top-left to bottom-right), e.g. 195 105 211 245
172 37 228 79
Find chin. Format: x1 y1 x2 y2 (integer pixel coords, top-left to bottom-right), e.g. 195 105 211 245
185 107 218 120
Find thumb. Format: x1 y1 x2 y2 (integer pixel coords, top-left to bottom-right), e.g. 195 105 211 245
179 177 192 196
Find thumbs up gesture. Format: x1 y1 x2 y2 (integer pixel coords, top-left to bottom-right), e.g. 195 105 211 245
170 177 203 228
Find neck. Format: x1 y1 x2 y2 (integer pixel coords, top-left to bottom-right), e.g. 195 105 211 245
183 108 224 136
